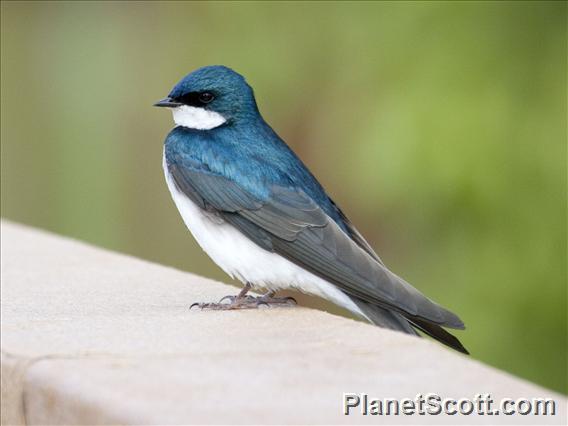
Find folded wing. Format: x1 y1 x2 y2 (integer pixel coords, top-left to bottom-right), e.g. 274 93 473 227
168 161 465 332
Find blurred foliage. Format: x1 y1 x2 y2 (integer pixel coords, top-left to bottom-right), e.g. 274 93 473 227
1 1 566 393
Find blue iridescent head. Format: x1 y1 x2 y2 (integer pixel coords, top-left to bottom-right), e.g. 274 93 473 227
154 65 259 129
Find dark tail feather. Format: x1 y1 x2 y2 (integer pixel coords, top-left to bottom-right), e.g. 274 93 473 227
409 317 469 355
351 297 419 336
352 297 469 355
352 298 419 335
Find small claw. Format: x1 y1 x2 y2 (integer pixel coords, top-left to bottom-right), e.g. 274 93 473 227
189 302 202 311
218 295 234 304
257 301 270 309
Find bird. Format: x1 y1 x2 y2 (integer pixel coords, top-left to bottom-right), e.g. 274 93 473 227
154 65 468 354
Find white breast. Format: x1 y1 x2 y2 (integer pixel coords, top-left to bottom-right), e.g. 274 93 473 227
163 151 367 318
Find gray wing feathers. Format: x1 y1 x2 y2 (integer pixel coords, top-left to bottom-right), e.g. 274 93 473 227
271 216 464 329
331 201 385 265
239 190 327 241
168 163 464 330
169 164 262 212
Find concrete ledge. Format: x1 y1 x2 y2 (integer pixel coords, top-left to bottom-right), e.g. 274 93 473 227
1 220 566 425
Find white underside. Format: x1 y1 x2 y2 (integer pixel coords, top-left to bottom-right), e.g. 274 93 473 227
163 152 366 318
172 105 226 130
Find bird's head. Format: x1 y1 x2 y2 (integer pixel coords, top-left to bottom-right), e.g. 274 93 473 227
154 65 258 130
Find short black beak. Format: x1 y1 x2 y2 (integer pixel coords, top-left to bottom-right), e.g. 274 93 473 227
153 97 182 107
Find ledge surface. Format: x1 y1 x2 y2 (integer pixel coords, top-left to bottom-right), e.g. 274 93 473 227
1 220 565 425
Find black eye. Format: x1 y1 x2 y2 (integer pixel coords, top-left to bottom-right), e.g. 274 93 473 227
199 92 215 104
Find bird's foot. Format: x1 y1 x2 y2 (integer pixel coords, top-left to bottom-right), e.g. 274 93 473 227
189 294 297 311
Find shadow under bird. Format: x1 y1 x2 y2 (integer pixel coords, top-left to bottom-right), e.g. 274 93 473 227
154 65 468 354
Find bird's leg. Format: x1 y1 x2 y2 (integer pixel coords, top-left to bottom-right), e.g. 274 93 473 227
238 284 252 298
190 284 296 311
216 283 252 305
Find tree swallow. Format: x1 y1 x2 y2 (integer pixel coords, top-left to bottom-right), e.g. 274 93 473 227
154 65 468 354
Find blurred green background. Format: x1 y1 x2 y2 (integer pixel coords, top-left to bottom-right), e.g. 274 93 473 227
1 1 566 393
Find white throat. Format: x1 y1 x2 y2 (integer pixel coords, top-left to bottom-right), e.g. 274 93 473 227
171 105 227 130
